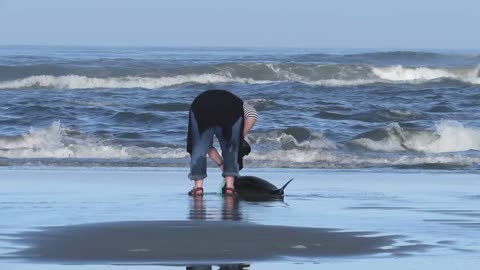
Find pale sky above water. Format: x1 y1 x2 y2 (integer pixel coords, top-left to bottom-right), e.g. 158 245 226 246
0 0 478 50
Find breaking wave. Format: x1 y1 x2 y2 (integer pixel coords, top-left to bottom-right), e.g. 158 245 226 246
0 74 268 89
247 150 480 169
0 63 479 89
0 121 479 170
347 121 480 153
0 121 188 159
246 127 337 151
372 65 480 84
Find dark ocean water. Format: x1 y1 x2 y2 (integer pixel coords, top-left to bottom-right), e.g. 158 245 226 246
0 46 479 171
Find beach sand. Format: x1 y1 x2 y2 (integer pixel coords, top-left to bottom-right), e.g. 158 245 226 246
1 167 479 269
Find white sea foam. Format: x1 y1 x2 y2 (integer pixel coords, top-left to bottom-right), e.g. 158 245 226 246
265 63 305 82
349 121 480 153
0 121 188 159
249 149 342 164
0 74 270 89
248 131 337 150
305 79 378 86
412 121 480 153
1 121 479 169
1 65 479 89
265 63 378 86
372 65 480 84
248 148 480 169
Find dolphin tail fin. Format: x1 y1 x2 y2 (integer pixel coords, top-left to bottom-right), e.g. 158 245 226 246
274 178 294 195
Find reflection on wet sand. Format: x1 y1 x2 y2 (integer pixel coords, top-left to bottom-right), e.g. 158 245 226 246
189 196 208 220
189 195 242 221
188 196 246 269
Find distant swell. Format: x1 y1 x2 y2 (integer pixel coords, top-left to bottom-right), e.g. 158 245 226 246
295 51 480 66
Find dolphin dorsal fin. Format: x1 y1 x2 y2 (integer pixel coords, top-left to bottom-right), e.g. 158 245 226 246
279 178 294 191
273 178 294 195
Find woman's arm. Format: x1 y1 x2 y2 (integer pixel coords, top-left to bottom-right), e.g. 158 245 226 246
243 117 256 137
208 147 224 171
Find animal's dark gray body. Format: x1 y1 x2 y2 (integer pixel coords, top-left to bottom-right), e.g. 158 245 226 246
224 175 293 201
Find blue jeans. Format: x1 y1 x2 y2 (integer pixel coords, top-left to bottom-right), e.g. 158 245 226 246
188 112 243 180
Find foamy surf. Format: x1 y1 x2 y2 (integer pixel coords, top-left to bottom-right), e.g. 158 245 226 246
0 64 479 90
0 74 269 89
348 121 480 153
1 121 479 170
0 121 188 159
372 65 480 84
248 149 480 169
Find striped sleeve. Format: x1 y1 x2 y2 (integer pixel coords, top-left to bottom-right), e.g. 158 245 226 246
243 103 258 120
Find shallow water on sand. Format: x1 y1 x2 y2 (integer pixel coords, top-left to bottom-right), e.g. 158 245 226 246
1 168 479 269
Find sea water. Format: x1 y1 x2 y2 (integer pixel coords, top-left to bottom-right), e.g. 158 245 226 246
0 46 479 171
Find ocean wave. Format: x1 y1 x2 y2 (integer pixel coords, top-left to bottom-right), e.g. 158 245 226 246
316 108 426 123
110 111 166 124
0 63 479 89
0 74 269 89
248 150 480 169
247 127 337 151
0 121 188 159
143 102 190 112
4 121 477 158
352 51 448 59
243 99 278 111
347 121 480 153
0 121 479 170
372 65 480 84
295 51 480 65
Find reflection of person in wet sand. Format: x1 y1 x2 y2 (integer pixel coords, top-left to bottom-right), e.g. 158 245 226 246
188 195 242 221
187 196 246 269
222 195 241 221
189 195 207 220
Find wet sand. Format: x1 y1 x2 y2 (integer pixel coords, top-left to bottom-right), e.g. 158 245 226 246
0 168 479 269
8 220 405 263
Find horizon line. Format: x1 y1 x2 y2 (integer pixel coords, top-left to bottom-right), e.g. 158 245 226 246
0 44 479 53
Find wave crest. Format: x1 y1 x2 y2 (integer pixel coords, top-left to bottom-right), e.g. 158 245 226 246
0 121 188 159
248 149 480 169
348 121 480 153
247 128 337 151
0 74 267 89
1 64 479 89
372 65 480 84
